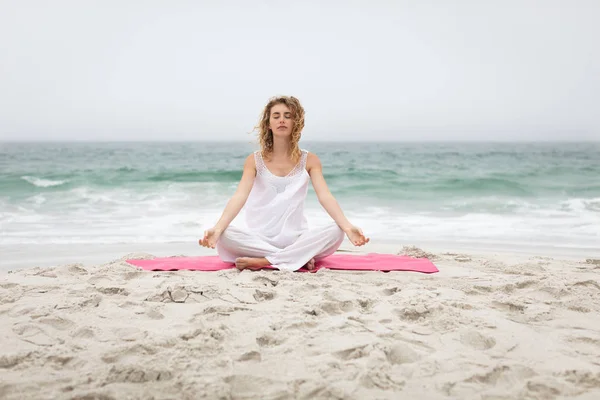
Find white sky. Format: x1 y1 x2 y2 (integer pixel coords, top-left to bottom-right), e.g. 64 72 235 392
1 0 599 141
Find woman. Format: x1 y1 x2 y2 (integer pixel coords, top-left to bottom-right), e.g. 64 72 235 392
199 96 369 271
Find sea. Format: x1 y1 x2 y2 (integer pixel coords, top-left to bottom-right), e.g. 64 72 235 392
1 141 599 254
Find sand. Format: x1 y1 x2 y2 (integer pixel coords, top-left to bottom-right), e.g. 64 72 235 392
1 244 600 400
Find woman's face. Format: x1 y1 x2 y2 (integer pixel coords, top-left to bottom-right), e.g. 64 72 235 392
269 103 293 138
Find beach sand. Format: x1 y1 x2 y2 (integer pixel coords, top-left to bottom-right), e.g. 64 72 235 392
1 243 600 399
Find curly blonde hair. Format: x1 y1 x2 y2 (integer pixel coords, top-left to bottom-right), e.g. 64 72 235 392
254 96 305 162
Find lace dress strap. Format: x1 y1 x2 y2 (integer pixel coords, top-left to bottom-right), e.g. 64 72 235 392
254 151 267 176
300 150 308 169
285 150 307 178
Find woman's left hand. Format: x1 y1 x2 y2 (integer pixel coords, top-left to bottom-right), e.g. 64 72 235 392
344 226 370 246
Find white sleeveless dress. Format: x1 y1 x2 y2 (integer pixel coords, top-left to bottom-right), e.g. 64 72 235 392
216 149 345 271
244 149 310 246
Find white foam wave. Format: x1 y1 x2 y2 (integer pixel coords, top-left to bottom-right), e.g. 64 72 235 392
560 197 600 212
28 194 47 205
21 176 68 188
1 189 599 253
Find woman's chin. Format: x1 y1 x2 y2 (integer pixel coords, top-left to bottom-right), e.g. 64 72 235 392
273 131 291 139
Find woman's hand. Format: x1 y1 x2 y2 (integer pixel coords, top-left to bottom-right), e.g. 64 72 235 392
199 228 223 249
344 226 370 247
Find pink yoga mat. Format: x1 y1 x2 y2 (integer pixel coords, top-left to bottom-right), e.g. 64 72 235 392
127 253 438 274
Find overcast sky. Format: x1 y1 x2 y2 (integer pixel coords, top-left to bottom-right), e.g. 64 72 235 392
1 0 599 141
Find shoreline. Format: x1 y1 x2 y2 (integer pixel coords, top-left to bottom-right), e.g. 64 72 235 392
1 239 598 273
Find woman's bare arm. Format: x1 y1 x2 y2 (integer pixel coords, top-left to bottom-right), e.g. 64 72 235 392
307 153 353 231
213 154 256 233
307 153 369 246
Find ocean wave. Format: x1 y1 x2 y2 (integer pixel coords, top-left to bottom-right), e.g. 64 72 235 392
560 197 600 213
2 204 598 250
21 176 68 188
433 177 532 195
147 170 242 183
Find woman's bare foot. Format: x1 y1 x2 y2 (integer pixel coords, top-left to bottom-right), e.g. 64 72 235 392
235 257 271 271
304 258 316 271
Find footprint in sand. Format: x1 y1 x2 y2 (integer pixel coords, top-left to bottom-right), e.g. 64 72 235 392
395 304 431 321
197 305 250 317
448 366 540 397
559 369 600 389
71 327 98 340
256 333 285 347
360 367 405 390
117 301 146 313
253 289 275 302
252 275 279 287
566 303 591 313
459 330 496 350
319 300 355 315
284 320 318 331
37 316 75 331
0 352 36 369
382 286 401 296
13 323 63 346
357 298 377 312
503 262 548 276
333 344 371 361
113 327 147 342
121 271 145 280
383 343 422 364
79 294 102 309
101 344 158 364
62 264 89 275
224 375 288 399
571 280 600 292
87 275 114 286
206 325 229 342
7 305 39 318
96 287 129 296
238 350 261 362
104 365 173 384
491 298 526 313
145 287 189 303
464 364 536 386
179 328 204 341
145 308 164 320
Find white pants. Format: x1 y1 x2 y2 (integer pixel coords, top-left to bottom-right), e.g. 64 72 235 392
216 223 345 272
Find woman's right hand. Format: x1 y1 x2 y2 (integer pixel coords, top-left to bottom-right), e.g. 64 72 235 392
199 228 222 249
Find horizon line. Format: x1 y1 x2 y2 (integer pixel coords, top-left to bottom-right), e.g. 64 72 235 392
1 139 599 143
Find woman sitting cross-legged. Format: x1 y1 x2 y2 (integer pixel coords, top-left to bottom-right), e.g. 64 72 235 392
199 95 369 271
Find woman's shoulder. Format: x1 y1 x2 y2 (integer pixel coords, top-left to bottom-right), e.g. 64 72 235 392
244 152 258 168
301 148 316 157
305 151 322 169
304 149 319 159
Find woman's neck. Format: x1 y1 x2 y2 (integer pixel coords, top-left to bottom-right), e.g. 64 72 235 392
270 137 291 159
